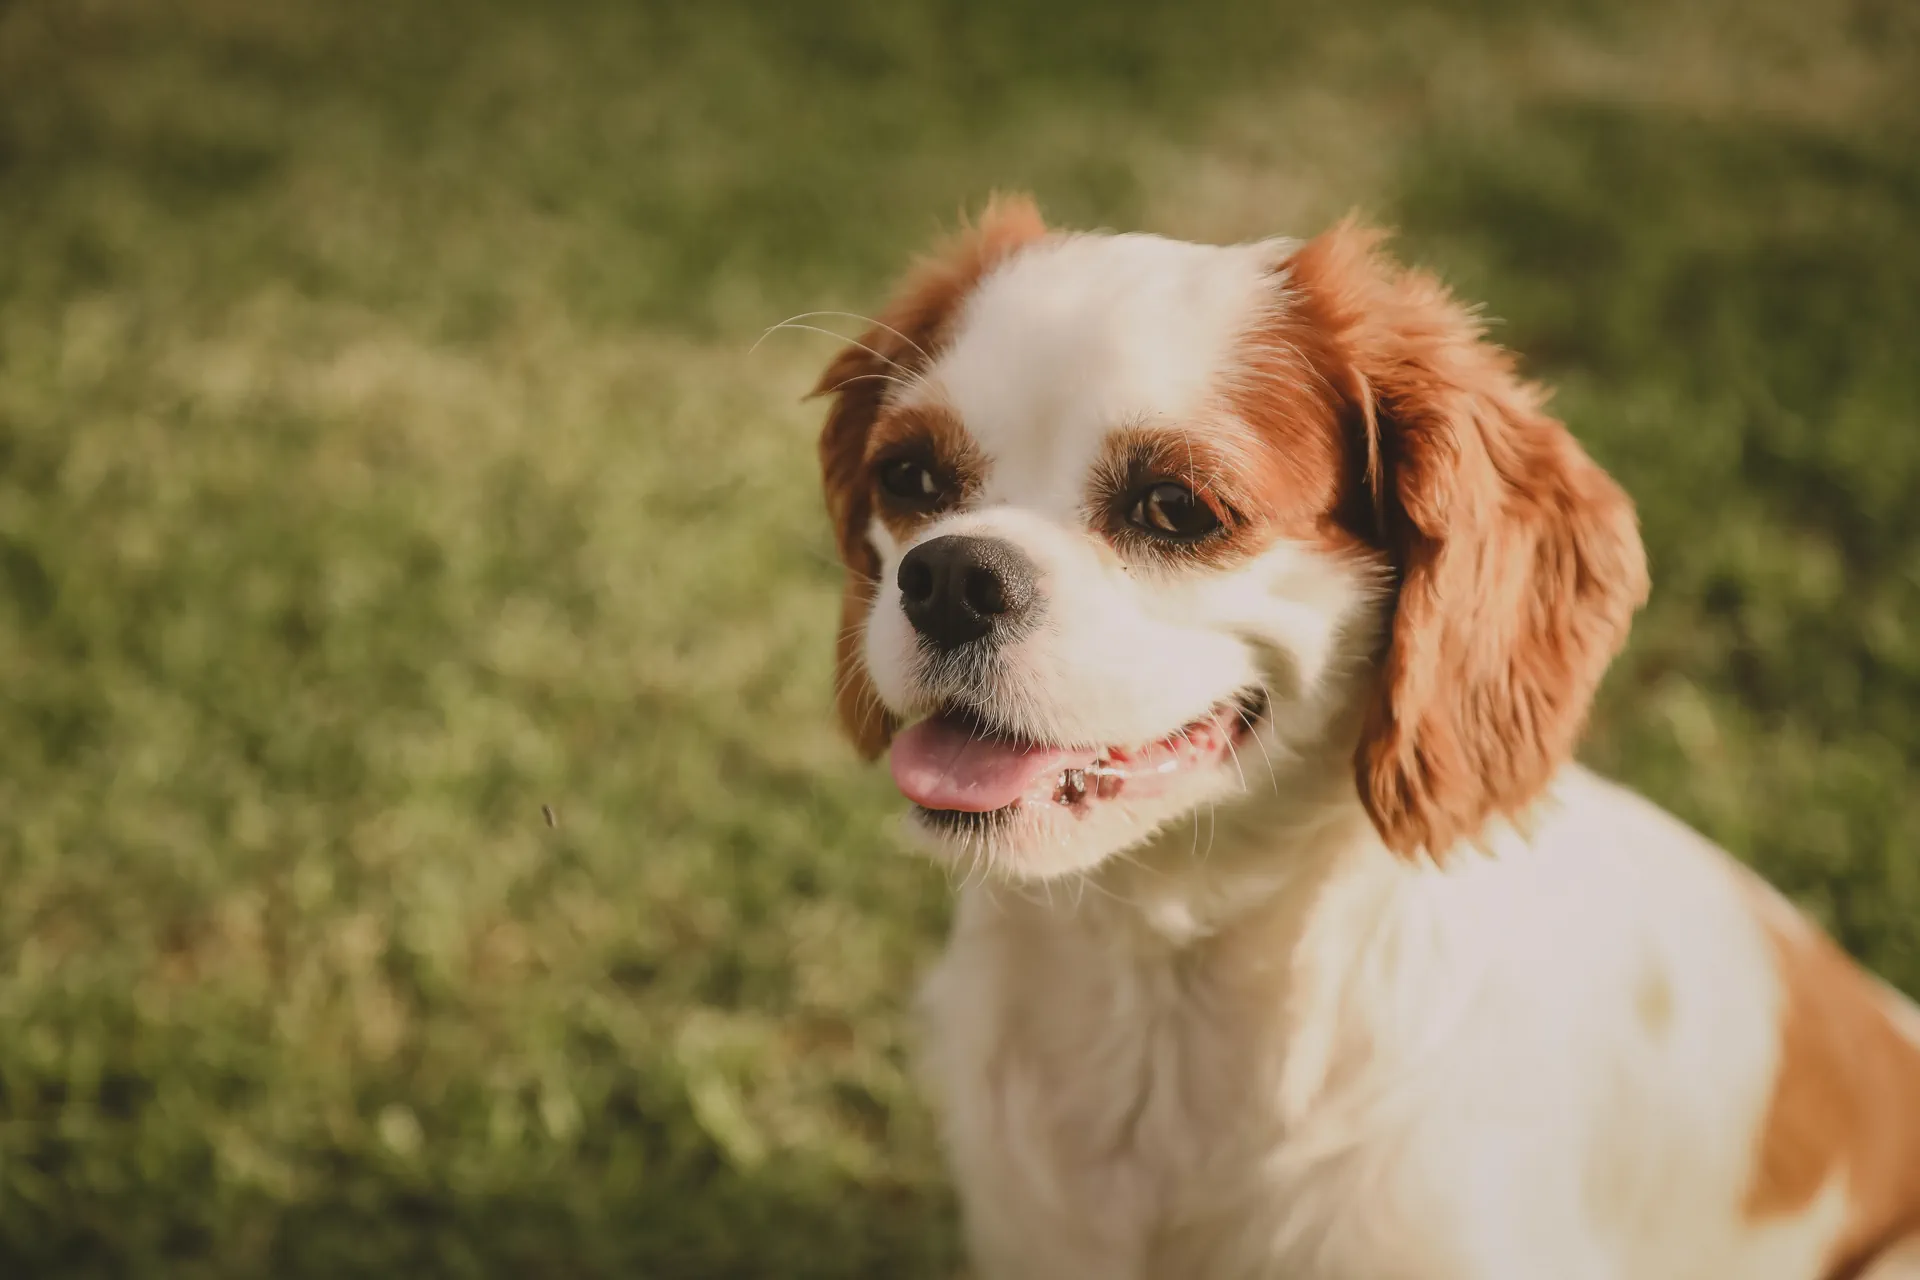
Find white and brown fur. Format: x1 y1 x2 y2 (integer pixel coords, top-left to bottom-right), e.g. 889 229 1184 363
811 196 1920 1280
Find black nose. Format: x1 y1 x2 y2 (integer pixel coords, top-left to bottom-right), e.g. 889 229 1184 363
896 535 1038 651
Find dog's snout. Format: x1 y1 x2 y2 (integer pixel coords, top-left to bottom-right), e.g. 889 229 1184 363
897 535 1037 651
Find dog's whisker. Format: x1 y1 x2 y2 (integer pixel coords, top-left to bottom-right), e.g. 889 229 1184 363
751 320 910 374
1223 736 1250 795
818 369 920 395
824 560 881 588
765 309 934 365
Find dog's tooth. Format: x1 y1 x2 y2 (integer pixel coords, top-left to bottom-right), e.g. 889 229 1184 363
1058 768 1087 806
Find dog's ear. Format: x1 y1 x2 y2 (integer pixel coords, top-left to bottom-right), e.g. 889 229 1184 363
1284 220 1648 859
812 194 1048 758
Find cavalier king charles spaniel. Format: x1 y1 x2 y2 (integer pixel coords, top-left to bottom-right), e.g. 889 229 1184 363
810 196 1920 1280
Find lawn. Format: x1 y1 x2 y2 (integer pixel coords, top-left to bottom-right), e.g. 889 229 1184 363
1 0 1916 1274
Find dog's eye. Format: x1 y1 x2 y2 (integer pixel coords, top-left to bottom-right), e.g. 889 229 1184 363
878 457 943 506
1129 482 1219 541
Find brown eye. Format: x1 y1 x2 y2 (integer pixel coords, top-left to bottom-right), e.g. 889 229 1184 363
1128 482 1220 541
878 457 943 507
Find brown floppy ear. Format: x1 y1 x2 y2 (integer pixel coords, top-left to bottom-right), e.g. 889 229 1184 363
1285 219 1649 859
812 194 1048 758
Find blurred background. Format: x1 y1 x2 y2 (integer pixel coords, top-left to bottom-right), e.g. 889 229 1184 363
1 0 1917 1274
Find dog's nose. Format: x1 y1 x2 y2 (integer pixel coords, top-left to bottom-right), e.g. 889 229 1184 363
896 535 1037 651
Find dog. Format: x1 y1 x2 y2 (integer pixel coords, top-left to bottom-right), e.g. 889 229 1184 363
810 195 1920 1280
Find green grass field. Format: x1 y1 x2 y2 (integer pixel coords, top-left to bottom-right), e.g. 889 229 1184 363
2 0 1917 1273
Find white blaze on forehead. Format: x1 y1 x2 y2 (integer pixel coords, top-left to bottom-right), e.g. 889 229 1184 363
920 233 1283 513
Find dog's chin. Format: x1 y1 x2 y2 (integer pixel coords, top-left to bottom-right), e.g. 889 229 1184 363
901 774 1244 882
889 689 1270 883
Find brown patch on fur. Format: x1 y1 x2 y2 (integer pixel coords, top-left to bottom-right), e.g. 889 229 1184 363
1636 970 1675 1039
1223 285 1378 559
1255 218 1649 861
868 402 983 477
867 401 988 545
1093 389 1369 570
812 194 1049 757
1746 903 1920 1279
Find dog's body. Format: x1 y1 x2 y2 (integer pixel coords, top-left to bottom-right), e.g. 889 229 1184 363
925 767 1920 1280
810 198 1920 1279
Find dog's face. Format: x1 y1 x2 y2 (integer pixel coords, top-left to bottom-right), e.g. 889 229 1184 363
817 198 1648 880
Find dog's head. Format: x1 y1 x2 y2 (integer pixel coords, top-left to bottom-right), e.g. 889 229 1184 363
815 197 1647 879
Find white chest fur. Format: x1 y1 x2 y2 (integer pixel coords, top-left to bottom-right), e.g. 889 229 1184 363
916 769 1848 1280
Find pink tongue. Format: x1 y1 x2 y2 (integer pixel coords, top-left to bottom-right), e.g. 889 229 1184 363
890 714 1095 813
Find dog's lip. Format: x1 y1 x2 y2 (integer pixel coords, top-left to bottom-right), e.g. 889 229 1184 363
890 690 1269 817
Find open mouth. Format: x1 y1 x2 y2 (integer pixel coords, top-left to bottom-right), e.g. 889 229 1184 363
889 690 1269 828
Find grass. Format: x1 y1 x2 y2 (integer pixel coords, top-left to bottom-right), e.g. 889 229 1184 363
0 0 1916 1273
